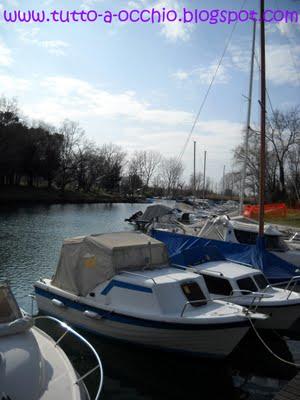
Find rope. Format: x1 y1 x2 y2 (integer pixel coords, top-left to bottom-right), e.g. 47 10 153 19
177 0 248 163
248 316 300 368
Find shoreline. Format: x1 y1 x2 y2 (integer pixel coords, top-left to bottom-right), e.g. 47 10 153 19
0 186 143 206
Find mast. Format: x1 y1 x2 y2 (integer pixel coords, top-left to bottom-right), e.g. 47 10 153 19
239 20 257 215
258 0 266 237
193 141 196 208
223 165 226 197
203 150 207 199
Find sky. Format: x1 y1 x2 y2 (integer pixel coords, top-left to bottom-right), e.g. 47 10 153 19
0 0 299 183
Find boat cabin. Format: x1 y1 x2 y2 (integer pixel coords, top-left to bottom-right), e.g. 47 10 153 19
191 261 270 299
200 216 289 252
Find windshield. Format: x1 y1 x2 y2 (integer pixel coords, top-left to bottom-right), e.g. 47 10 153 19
234 229 288 252
253 274 269 290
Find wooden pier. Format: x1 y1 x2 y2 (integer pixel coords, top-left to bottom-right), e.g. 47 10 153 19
274 372 300 400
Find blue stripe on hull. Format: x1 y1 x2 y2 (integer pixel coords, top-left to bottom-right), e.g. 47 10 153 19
34 286 249 331
101 280 152 295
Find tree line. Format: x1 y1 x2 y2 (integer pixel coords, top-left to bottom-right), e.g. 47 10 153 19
0 96 204 197
226 106 300 205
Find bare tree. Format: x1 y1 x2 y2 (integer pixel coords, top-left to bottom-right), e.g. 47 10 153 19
56 120 84 192
130 150 162 188
160 157 184 195
266 107 300 197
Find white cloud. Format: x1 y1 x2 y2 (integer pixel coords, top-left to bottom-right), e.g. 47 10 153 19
277 20 300 38
228 41 300 86
13 73 243 180
172 63 229 85
129 0 193 42
0 74 30 93
17 27 69 56
172 70 189 81
0 40 13 66
22 75 192 126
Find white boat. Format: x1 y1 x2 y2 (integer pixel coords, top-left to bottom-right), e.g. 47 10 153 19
177 260 300 334
0 282 103 399
34 232 266 359
199 215 300 267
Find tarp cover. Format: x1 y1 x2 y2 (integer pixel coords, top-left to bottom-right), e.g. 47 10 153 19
151 229 299 283
138 204 173 222
52 232 169 296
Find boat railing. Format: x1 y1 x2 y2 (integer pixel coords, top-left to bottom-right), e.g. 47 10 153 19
229 289 273 313
288 232 300 242
120 270 157 285
271 275 300 297
32 315 103 400
180 291 272 317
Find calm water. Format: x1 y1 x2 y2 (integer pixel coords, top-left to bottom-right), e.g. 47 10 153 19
0 203 298 400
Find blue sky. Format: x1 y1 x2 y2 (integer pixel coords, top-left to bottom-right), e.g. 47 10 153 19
0 0 299 182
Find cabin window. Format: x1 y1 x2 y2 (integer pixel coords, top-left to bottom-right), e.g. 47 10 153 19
234 229 257 245
237 277 258 295
253 274 269 290
265 235 289 252
234 229 288 252
181 282 207 307
202 274 233 296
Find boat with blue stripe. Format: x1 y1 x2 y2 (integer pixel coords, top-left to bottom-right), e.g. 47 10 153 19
34 231 267 358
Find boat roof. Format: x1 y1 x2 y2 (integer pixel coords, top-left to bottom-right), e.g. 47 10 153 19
118 266 199 285
64 231 163 249
228 220 281 236
193 260 261 279
139 204 173 222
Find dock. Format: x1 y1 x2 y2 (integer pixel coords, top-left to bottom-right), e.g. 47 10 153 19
274 372 300 400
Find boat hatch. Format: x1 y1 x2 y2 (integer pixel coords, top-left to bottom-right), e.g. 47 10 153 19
202 274 233 296
181 282 207 307
0 284 22 323
237 277 258 295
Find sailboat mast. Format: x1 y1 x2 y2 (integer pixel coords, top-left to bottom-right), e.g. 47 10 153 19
203 150 207 200
239 20 256 215
258 0 266 237
193 141 196 208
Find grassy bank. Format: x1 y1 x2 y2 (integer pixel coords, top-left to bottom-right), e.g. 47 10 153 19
263 210 300 229
0 186 137 205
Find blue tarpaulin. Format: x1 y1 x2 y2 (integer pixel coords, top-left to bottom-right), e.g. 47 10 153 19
151 229 299 283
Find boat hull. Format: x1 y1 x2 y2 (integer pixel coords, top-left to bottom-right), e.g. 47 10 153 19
254 303 300 333
35 287 249 359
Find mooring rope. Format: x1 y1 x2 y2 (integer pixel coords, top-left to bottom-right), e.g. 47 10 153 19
248 316 300 368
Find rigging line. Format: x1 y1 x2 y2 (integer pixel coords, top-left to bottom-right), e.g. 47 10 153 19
254 52 276 122
274 0 300 87
177 0 248 164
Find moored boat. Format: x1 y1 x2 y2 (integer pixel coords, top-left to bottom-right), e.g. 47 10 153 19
0 282 103 399
34 232 266 359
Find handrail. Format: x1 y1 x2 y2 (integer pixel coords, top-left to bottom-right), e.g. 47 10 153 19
33 315 103 400
288 232 299 242
229 289 272 313
172 264 225 277
120 270 157 285
180 289 274 317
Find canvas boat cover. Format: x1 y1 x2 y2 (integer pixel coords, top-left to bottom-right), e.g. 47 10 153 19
138 204 173 222
52 232 169 296
151 229 299 283
200 215 282 241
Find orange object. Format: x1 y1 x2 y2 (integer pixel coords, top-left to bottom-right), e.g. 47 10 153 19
243 203 287 218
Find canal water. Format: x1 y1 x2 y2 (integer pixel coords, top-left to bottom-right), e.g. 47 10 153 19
0 203 298 399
